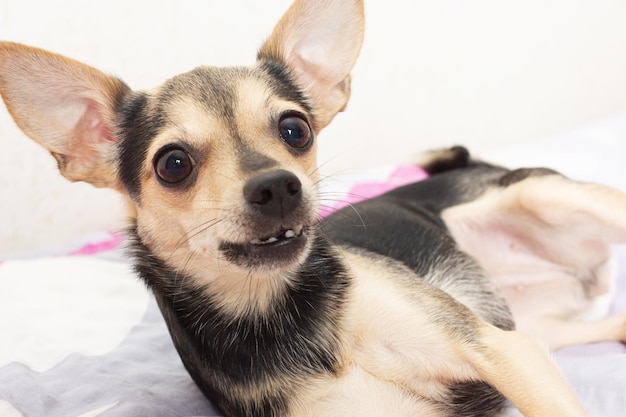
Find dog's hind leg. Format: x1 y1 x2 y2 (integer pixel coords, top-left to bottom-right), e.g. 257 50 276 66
442 172 626 350
471 323 588 417
517 313 626 350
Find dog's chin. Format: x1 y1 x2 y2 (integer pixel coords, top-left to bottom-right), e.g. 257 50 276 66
219 225 311 273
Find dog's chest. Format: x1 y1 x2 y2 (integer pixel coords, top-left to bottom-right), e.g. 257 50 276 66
330 253 476 399
285 249 485 416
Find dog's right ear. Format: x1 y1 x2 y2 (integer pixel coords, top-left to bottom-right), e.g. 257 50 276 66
0 42 130 189
258 0 365 131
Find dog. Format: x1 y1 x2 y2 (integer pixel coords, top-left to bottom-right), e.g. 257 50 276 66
1 0 625 415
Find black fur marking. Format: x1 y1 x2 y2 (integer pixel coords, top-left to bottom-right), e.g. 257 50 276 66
238 144 279 173
117 91 166 200
386 164 507 212
422 146 471 175
446 381 507 417
128 226 349 417
497 167 559 187
161 67 240 124
258 59 312 114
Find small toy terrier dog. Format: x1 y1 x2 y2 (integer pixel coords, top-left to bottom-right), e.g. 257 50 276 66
1 0 625 416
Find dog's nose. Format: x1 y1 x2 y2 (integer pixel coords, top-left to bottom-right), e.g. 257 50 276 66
244 170 302 217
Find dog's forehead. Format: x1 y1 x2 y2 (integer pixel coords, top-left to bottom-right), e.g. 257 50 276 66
159 63 309 118
156 67 265 135
158 66 244 121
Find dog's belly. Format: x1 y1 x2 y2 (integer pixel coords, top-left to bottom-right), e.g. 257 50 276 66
498 255 617 326
443 202 618 322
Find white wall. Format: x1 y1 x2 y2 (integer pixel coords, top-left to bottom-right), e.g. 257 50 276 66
2 0 626 253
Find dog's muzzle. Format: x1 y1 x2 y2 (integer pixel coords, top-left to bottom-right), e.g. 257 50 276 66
219 169 314 270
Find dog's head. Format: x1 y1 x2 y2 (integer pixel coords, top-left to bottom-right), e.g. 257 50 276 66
0 1 364 284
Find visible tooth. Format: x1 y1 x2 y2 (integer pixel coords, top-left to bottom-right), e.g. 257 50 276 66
251 227 304 246
251 237 278 245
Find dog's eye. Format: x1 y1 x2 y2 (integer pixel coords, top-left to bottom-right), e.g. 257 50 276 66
279 114 313 150
154 148 195 184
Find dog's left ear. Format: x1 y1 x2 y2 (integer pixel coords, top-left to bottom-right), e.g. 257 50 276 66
258 0 365 130
0 42 130 189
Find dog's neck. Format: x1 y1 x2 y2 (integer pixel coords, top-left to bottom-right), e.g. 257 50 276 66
128 224 350 408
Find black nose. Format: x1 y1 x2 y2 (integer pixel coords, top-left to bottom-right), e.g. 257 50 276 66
244 170 302 218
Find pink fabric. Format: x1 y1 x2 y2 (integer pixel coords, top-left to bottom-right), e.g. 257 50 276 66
319 165 429 218
67 231 124 256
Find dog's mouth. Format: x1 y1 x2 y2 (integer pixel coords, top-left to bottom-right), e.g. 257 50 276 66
249 225 304 246
219 224 310 270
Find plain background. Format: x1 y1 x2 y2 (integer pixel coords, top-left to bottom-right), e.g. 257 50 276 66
1 0 626 253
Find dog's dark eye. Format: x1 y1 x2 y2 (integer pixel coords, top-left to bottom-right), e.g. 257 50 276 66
279 114 313 150
154 148 195 184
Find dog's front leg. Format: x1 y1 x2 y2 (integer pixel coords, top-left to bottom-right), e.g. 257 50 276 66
347 253 587 417
471 324 587 417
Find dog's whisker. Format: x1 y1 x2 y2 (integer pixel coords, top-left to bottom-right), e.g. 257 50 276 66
190 199 229 206
163 218 225 267
172 251 197 307
312 150 363 178
184 219 224 243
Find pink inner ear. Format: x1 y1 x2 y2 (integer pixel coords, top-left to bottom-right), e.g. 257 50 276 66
76 100 116 145
54 98 119 185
